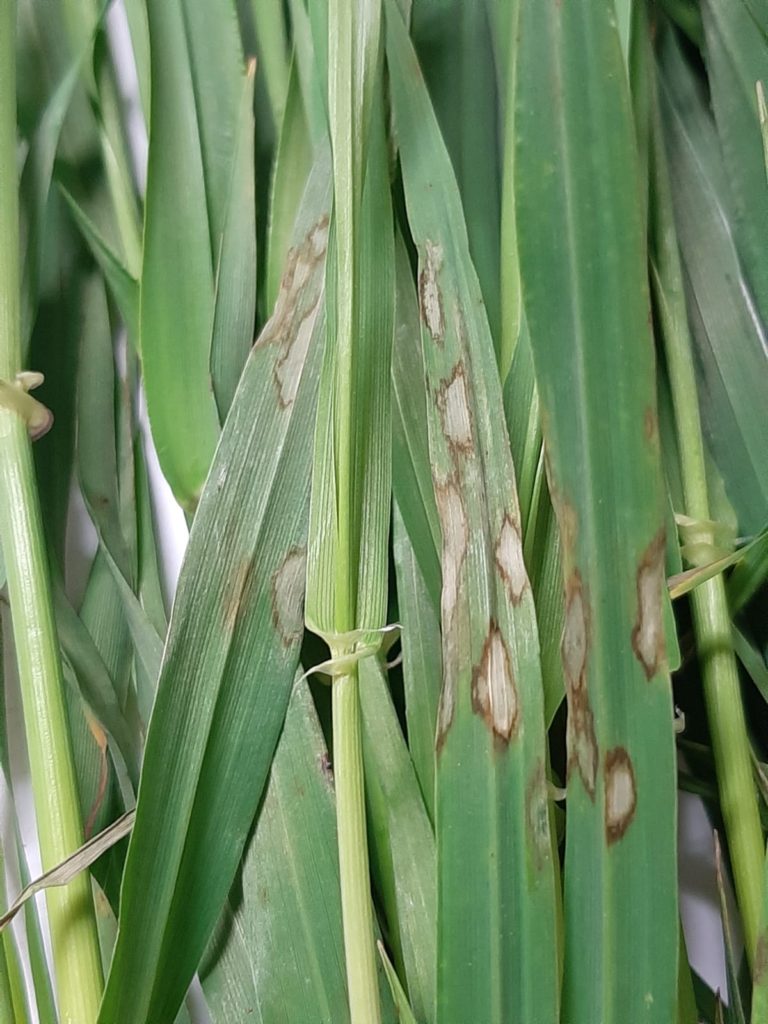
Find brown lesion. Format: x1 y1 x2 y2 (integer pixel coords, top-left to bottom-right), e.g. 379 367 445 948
562 571 598 799
526 759 550 870
258 214 330 408
435 362 475 458
631 528 667 680
433 474 468 755
754 930 768 986
433 474 469 639
270 546 307 647
223 556 254 635
319 751 334 788
419 240 445 344
495 512 528 606
644 406 659 447
470 621 520 745
604 747 637 845
435 674 457 755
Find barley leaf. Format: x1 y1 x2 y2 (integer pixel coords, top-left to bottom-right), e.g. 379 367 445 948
387 5 560 1021
98 152 331 1024
139 0 220 510
515 3 679 1022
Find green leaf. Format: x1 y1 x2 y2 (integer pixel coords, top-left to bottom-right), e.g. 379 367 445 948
179 0 255 418
377 942 419 1024
17 13 103 351
701 0 768 324
250 0 290 131
98 152 331 1024
200 680 360 1023
59 186 139 343
515 2 678 1022
209 64 257 418
360 658 436 1023
392 505 442 820
391 236 441 610
387 5 560 1022
266 56 313 316
139 0 221 510
180 0 245 257
54 587 138 795
411 0 501 346
658 33 768 536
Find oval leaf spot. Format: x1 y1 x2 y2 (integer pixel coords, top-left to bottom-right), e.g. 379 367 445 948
271 546 307 647
471 622 520 743
418 239 445 343
495 513 528 605
604 747 637 844
436 363 474 456
434 476 468 638
631 530 666 680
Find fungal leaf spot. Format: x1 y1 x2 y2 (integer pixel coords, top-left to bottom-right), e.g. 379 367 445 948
434 477 468 639
436 363 474 456
266 215 329 408
644 406 659 447
471 622 520 744
495 514 528 605
526 760 551 870
604 747 637 844
224 557 254 635
632 529 666 680
562 572 598 798
419 240 445 343
754 930 768 986
271 546 307 647
435 670 457 754
562 573 588 692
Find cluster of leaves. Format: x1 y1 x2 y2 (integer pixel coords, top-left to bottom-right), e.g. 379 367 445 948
0 0 766 1022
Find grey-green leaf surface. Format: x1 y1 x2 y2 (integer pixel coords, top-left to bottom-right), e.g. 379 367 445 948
180 0 245 262
701 0 768 325
98 153 331 1024
200 678 397 1023
59 188 139 342
209 64 257 418
392 505 442 820
411 0 501 347
360 658 436 1023
378 943 419 1024
139 0 220 510
658 33 768 536
200 680 349 1023
18 34 92 350
180 0 255 419
266 57 312 316
515 1 678 1022
391 236 441 611
387 6 559 1022
250 0 290 132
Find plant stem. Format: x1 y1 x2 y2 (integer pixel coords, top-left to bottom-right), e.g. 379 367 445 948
0 3 103 1020
332 667 381 1024
651 155 764 963
327 0 382 1016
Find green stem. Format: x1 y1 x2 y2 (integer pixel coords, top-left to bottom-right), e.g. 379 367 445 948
327 0 381 1016
0 4 103 1020
650 126 764 960
332 668 381 1024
